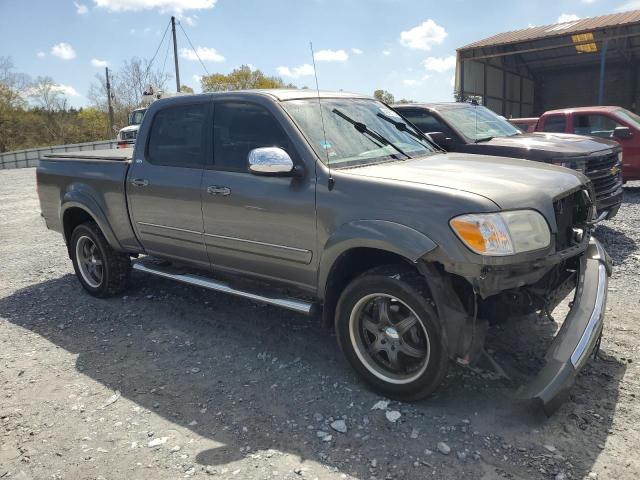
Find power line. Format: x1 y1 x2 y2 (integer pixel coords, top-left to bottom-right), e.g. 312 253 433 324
160 26 173 81
176 20 210 76
142 20 171 81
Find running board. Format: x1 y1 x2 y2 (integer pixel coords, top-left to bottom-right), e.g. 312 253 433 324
132 262 314 315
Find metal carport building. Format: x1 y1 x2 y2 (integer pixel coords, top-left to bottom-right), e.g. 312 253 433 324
455 10 640 117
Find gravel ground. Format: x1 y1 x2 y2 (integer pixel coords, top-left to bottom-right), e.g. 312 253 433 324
0 167 638 480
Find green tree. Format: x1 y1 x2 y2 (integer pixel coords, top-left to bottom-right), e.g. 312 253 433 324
373 89 395 105
78 107 110 140
180 85 194 94
201 65 295 92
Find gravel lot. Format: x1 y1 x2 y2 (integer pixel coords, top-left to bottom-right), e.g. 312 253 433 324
1 167 639 480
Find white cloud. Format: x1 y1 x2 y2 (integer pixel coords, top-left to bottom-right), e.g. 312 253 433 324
422 74 431 81
277 64 314 79
400 19 447 51
616 0 640 10
582 0 596 3
193 74 202 84
557 13 580 23
403 79 419 86
423 55 456 73
450 74 455 87
93 0 216 13
51 42 76 60
351 48 363 55
91 58 109 68
74 1 88 14
314 49 349 62
36 51 46 58
52 84 81 97
382 50 391 56
179 46 225 62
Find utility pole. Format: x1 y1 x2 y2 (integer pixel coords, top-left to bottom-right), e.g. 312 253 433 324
171 16 181 92
105 67 115 136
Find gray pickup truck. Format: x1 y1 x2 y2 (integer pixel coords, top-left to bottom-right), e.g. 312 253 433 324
37 89 611 414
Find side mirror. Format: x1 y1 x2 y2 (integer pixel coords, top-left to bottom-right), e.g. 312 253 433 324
248 147 296 176
613 126 633 140
426 131 451 149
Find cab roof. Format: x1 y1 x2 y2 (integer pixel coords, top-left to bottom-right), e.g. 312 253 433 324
543 106 621 115
172 89 370 102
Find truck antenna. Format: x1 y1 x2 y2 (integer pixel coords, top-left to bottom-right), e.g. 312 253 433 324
310 41 334 190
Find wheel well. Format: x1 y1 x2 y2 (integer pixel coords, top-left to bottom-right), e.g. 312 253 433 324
321 247 415 327
63 208 94 251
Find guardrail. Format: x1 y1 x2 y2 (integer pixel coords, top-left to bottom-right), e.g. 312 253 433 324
0 140 118 170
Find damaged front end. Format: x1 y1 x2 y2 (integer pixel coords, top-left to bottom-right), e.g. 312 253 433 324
516 238 611 414
420 189 612 415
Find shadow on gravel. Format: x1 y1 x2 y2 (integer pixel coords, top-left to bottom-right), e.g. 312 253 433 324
594 224 638 265
0 273 627 479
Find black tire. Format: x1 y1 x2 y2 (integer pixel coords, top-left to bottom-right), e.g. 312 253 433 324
335 264 448 401
70 221 131 298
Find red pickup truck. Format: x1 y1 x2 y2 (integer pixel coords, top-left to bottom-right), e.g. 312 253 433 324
532 106 640 182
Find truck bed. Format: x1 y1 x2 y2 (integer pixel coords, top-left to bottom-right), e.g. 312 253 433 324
36 149 141 252
43 148 133 161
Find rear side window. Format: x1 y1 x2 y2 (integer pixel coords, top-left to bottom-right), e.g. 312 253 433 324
541 115 566 133
573 114 621 138
147 103 208 167
400 109 453 136
213 101 290 172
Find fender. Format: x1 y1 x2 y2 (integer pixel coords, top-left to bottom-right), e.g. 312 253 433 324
317 220 438 299
61 189 123 251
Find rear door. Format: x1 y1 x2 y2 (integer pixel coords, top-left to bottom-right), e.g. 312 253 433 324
201 99 317 290
539 114 568 133
127 98 211 268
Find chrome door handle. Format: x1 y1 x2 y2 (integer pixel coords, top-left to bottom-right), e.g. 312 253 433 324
131 178 149 187
207 185 231 196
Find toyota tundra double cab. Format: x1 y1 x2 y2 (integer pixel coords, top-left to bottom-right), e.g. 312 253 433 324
37 90 611 414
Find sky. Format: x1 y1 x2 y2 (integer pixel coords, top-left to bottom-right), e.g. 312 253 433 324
1 0 638 108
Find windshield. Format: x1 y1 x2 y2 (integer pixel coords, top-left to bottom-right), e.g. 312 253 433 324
615 108 640 129
129 109 147 126
439 105 520 141
282 98 436 167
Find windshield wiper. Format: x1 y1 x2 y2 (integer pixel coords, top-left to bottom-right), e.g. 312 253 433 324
474 136 494 143
375 112 437 150
332 108 411 159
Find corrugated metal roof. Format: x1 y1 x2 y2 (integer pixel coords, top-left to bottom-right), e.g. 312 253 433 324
460 10 640 50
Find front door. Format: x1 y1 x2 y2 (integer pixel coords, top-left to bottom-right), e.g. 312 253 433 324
127 100 211 268
201 100 317 290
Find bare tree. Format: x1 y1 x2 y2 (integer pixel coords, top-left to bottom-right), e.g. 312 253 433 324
29 76 67 111
88 57 171 130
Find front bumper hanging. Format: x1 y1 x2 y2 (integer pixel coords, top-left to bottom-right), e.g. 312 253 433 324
517 238 612 415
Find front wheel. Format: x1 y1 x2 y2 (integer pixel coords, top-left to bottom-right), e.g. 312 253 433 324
335 265 448 401
70 222 131 298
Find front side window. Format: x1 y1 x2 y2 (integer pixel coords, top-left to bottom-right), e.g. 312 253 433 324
146 103 207 167
213 101 290 172
129 109 147 125
573 114 621 138
282 98 435 167
541 115 567 133
399 109 454 137
437 105 520 141
614 108 640 129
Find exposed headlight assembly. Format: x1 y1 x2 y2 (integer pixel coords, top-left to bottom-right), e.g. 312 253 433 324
450 210 551 256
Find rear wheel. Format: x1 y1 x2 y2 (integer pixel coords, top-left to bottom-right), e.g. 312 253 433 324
70 222 131 297
335 265 448 401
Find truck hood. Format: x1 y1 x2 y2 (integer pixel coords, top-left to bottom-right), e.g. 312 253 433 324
342 152 586 212
482 132 617 157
